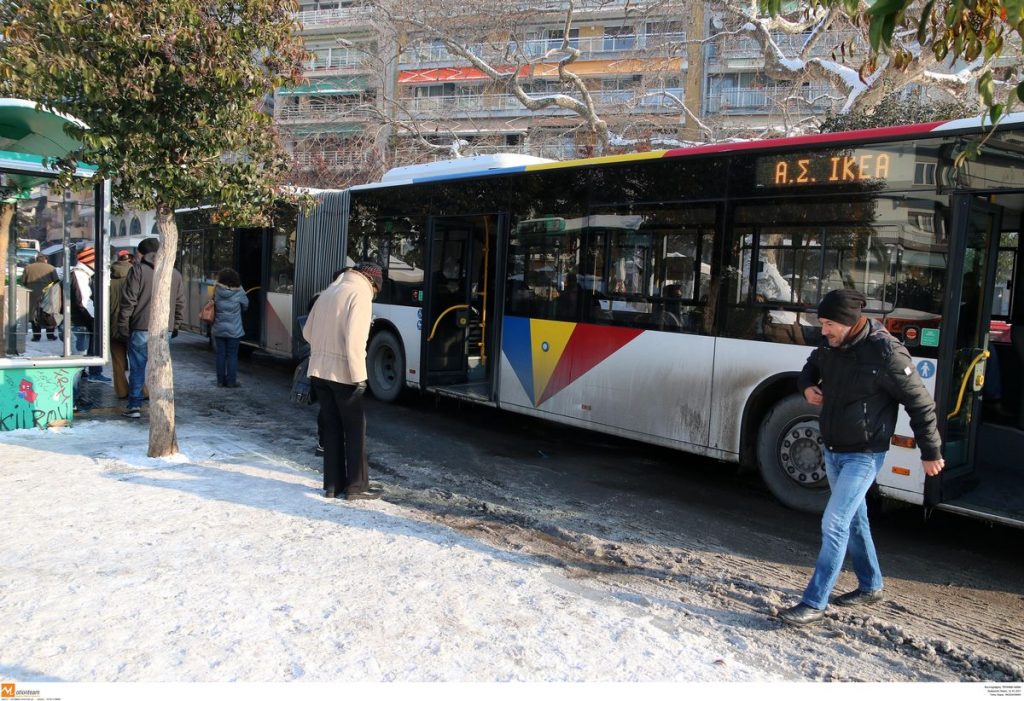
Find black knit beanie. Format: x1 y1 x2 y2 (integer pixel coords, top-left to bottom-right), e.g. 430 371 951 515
817 288 866 326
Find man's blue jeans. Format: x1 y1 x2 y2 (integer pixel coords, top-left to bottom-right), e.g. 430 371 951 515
801 450 886 610
126 331 149 409
73 324 103 376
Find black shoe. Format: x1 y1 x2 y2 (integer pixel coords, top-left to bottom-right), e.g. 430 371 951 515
345 490 382 501
314 444 325 457
834 589 883 607
122 407 142 419
778 603 825 626
32 335 41 342
47 334 57 341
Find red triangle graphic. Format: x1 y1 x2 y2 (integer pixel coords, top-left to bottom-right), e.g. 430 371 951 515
537 324 643 405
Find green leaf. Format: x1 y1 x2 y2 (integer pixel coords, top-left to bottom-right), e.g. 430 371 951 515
918 0 936 44
988 103 1004 126
1017 81 1024 103
978 70 995 106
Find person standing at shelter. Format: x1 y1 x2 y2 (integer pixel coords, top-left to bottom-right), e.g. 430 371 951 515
303 262 382 501
108 250 135 399
779 289 944 626
23 253 60 341
117 237 184 419
210 267 249 388
70 245 113 385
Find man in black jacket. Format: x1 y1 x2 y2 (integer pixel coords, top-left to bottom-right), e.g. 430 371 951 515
779 289 945 626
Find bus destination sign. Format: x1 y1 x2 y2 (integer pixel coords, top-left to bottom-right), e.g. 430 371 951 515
756 148 909 188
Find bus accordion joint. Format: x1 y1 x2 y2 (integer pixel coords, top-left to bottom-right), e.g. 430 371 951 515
891 466 912 476
891 435 916 449
946 349 990 420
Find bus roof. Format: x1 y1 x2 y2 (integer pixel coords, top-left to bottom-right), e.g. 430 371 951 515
375 154 555 186
351 111 1024 192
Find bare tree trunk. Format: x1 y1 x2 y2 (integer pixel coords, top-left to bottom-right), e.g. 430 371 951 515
0 203 15 354
147 204 179 457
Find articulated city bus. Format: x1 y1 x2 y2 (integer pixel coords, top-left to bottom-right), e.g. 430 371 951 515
182 119 1024 526
175 195 350 359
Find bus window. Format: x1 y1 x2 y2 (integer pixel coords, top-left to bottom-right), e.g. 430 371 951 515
725 197 946 348
505 216 582 321
992 231 1018 326
268 208 296 295
205 227 234 284
592 205 715 333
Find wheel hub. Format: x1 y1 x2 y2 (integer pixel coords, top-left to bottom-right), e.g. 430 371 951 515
778 419 826 487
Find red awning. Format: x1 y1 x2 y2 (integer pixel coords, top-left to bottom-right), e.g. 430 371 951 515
398 66 531 83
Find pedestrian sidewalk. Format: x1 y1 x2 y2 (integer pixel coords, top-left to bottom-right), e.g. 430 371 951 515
0 417 772 683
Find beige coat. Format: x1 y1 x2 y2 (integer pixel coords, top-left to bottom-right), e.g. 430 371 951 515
303 269 374 384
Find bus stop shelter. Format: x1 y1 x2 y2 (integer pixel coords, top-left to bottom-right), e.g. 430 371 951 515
1 98 108 429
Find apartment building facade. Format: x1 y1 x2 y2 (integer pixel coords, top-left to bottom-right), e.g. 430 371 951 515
280 1 942 185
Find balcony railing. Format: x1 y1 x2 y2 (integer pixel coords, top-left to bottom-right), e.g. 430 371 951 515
397 88 684 117
304 49 367 72
294 6 371 29
712 30 862 62
291 150 371 169
391 141 580 162
399 32 687 65
704 85 836 115
276 101 377 122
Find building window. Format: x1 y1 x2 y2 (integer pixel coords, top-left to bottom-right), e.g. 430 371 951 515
604 26 636 52
130 217 142 237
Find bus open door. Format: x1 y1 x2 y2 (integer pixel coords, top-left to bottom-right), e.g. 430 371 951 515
932 193 1024 526
421 213 504 403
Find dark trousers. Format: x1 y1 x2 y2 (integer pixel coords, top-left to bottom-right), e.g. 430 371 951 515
214 336 241 386
312 377 368 494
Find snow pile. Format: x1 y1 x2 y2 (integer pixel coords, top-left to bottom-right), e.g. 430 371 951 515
0 420 777 682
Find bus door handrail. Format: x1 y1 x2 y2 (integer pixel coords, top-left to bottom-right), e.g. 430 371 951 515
946 348 990 420
428 304 471 342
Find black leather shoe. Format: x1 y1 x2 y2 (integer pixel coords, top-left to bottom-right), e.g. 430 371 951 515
778 603 825 626
834 589 883 607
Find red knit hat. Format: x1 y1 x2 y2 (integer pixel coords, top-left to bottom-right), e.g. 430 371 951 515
353 261 383 292
76 246 96 268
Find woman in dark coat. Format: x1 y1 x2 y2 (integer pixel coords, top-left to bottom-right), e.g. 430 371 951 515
211 268 249 387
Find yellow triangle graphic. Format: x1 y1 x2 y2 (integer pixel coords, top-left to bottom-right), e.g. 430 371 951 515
530 319 575 404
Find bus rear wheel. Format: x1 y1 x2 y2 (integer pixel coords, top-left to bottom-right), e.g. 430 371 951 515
756 394 830 513
367 330 404 403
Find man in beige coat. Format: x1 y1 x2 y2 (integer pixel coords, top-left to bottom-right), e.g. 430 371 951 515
303 262 382 500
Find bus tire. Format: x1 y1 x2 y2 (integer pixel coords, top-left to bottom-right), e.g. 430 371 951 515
367 330 404 403
756 394 830 513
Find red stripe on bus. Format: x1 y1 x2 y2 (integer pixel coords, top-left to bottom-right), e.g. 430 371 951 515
662 121 948 160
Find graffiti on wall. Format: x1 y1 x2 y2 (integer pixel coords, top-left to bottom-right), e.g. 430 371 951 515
0 367 76 430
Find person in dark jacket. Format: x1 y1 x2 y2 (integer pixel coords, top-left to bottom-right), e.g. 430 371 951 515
117 237 185 419
779 289 944 626
23 254 59 341
210 268 249 388
109 251 136 399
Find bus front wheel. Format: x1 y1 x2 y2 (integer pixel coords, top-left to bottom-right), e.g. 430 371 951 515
756 395 830 513
367 330 404 403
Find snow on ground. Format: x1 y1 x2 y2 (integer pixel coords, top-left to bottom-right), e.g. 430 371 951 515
0 418 781 682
